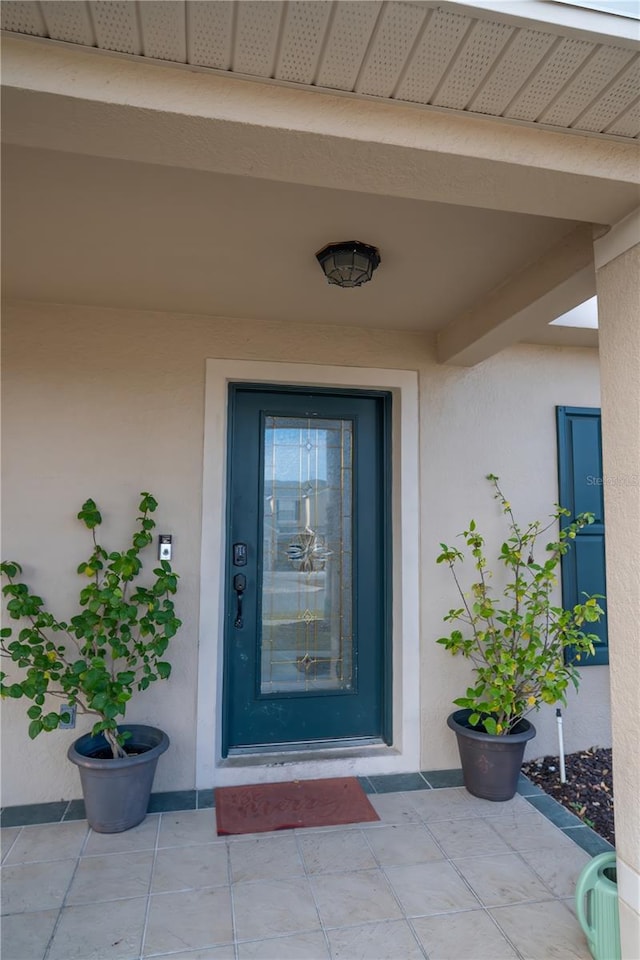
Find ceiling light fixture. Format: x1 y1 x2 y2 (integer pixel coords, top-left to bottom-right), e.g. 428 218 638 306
315 240 381 288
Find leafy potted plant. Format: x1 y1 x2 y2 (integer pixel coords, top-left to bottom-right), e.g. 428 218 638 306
1 492 181 832
436 474 604 801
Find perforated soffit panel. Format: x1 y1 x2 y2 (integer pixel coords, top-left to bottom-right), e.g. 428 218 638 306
2 0 639 140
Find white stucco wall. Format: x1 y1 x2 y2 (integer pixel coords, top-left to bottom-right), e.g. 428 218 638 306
422 348 610 767
595 238 640 957
1 299 608 805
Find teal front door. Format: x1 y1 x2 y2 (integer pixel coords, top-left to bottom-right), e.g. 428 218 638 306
222 384 391 754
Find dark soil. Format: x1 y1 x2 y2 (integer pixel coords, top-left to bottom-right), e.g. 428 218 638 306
522 747 614 845
86 747 144 759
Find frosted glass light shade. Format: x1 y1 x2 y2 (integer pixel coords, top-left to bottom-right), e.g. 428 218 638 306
315 241 381 288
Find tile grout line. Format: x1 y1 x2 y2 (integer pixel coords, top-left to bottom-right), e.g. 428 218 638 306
1 823 23 865
41 821 91 960
510 843 578 903
482 805 561 861
358 825 430 959
5 846 156 867
483 910 527 960
481 818 582 905
138 811 162 960
226 831 240 960
292 827 333 958
403 792 528 960
372 831 520 959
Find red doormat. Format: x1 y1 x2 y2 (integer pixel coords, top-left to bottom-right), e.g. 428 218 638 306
214 777 380 835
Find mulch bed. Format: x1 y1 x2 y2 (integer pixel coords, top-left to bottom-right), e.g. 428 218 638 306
522 747 614 845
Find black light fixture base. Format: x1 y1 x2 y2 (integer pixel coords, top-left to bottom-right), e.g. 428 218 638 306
315 240 381 288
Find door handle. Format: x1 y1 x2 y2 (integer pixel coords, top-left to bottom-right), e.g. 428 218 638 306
233 573 246 628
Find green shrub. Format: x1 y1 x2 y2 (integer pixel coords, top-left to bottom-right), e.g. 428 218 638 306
1 493 181 758
436 475 604 735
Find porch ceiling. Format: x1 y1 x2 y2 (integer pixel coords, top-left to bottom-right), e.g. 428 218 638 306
4 4 637 359
1 141 596 346
2 1 639 141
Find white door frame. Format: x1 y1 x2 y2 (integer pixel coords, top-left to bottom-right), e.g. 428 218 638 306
196 359 420 787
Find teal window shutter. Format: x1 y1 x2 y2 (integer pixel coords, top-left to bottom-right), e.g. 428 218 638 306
556 407 608 666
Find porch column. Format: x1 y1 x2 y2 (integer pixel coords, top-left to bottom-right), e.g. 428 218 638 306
594 208 640 960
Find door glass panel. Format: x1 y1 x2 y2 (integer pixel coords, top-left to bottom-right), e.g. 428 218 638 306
261 416 353 693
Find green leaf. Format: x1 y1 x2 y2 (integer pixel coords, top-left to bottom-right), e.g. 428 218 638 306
41 712 59 731
77 499 102 529
102 702 122 720
139 493 158 513
90 692 109 711
28 719 43 739
115 671 136 685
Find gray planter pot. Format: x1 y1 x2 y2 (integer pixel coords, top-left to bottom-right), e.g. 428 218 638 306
447 709 536 801
68 724 169 833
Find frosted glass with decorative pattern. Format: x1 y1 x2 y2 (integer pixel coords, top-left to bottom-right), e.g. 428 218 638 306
260 416 353 693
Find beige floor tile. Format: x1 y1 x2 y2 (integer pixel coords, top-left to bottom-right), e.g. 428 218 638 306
365 793 422 825
408 788 476 822
48 896 147 960
364 823 445 867
144 887 233 956
0 907 59 960
519 841 591 898
412 909 519 959
1 859 77 914
152 842 229 892
1 828 21 864
311 869 402 928
327 919 425 959
230 834 304 882
4 820 88 865
0 791 604 960
490 899 591 959
157 809 219 848
455 853 555 906
385 860 480 917
233 877 320 942
238 931 330 959
488 812 573 852
298 829 377 875
427 817 511 858
563 896 579 919
464 794 532 818
66 850 153 904
83 814 159 855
